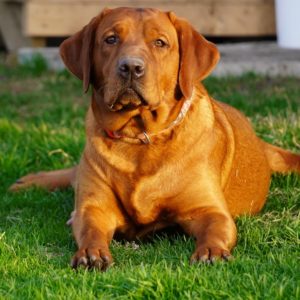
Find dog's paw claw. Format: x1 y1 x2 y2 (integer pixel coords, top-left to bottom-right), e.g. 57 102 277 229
71 247 113 271
190 246 232 264
77 256 88 267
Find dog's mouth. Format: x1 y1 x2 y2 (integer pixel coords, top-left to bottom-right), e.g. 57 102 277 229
108 88 148 112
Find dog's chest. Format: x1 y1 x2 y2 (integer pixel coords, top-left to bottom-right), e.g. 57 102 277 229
111 152 190 225
92 126 210 225
119 169 183 224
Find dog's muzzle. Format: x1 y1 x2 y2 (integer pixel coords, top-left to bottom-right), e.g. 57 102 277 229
108 88 147 112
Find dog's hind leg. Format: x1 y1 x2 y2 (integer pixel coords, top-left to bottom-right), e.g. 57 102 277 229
9 166 77 192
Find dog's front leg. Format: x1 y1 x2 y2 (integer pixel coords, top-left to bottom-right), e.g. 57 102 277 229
178 206 237 264
71 205 115 271
70 164 127 271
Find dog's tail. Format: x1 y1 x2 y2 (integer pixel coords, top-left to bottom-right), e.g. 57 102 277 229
9 166 77 192
263 142 300 174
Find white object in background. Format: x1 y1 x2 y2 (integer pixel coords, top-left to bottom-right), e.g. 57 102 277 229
275 0 300 49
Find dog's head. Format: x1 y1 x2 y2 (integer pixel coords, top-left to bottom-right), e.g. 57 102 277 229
60 7 219 114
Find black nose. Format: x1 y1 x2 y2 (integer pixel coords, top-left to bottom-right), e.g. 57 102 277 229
118 57 145 80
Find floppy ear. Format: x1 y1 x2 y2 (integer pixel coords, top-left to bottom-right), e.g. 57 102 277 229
59 9 111 92
168 12 220 99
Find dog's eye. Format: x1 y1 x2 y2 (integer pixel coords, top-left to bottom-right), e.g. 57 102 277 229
154 39 167 48
104 35 119 45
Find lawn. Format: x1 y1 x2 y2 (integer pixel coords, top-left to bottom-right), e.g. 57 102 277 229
0 56 299 299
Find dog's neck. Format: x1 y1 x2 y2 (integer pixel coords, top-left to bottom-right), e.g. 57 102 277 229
91 86 200 144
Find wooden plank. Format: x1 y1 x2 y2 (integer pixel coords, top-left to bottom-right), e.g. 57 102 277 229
24 0 276 37
186 1 276 36
0 1 30 51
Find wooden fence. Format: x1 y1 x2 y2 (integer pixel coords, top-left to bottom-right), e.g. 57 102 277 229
0 0 276 51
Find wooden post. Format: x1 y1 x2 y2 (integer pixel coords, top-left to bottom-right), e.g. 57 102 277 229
0 0 30 52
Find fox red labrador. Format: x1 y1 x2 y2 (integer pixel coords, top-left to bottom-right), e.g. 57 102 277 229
10 7 300 270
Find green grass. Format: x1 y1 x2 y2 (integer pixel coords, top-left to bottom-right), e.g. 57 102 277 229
0 56 300 299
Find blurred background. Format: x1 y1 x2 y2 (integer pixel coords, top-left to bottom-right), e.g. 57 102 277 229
0 0 299 76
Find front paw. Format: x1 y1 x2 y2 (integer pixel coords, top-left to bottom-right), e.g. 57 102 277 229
190 246 233 264
71 247 113 271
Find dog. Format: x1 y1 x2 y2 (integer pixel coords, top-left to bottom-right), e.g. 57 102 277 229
10 7 300 271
